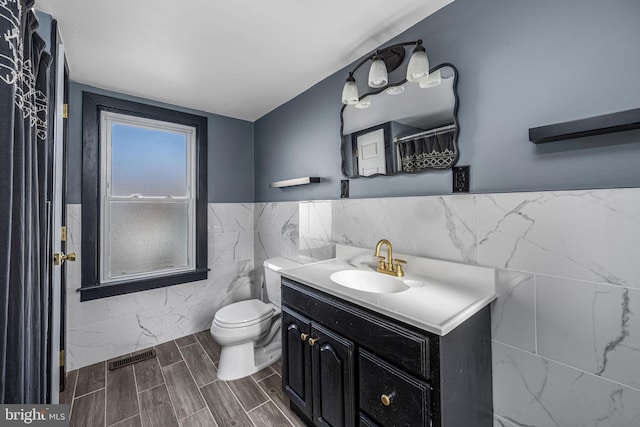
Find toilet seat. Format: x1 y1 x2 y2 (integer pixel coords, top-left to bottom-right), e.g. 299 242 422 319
214 299 275 329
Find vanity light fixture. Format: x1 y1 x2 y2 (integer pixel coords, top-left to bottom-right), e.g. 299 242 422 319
341 39 431 106
406 43 430 82
341 74 359 105
368 55 388 88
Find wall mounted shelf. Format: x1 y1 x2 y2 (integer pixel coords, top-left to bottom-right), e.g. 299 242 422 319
529 107 640 144
270 177 321 188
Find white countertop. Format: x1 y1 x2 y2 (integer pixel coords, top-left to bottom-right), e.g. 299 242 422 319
280 245 497 336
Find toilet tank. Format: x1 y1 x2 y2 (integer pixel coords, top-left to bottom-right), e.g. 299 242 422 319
263 257 302 308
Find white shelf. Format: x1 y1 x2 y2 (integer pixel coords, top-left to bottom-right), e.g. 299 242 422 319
270 177 321 188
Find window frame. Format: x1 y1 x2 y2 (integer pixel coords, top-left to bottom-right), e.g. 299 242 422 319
81 92 208 301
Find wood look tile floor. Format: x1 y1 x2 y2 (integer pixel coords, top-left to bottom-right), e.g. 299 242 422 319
62 331 305 427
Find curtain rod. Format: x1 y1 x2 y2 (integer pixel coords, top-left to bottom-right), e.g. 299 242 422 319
394 123 456 143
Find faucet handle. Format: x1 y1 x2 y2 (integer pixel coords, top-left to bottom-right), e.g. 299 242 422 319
392 258 407 276
375 255 387 270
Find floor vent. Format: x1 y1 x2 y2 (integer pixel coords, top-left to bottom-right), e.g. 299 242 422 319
108 349 156 370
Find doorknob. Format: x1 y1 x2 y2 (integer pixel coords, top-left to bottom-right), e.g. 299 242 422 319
53 252 76 266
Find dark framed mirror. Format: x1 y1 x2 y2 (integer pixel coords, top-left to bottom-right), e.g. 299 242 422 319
340 63 459 178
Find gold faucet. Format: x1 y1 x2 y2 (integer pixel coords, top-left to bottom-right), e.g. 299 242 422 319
374 239 407 277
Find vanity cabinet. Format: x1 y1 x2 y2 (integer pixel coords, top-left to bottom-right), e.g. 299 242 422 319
281 277 492 427
282 307 355 427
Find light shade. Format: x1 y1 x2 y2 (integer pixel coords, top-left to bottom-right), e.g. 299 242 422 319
368 57 388 88
406 44 430 83
341 75 359 105
419 69 442 88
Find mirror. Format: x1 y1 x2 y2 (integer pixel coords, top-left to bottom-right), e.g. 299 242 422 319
340 63 459 178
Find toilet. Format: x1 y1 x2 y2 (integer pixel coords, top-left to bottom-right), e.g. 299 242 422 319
210 256 302 380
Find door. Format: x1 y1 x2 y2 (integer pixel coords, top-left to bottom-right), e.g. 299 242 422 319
311 323 355 427
48 23 69 403
356 128 386 176
282 307 313 418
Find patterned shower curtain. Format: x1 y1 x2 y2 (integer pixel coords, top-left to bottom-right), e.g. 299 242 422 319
1 0 52 403
396 129 457 172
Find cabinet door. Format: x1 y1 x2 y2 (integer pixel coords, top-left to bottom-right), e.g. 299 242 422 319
311 322 355 427
282 307 313 418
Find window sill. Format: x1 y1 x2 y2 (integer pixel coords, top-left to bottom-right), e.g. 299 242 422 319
78 268 209 301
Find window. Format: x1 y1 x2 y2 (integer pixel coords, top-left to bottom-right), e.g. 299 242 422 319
81 93 207 301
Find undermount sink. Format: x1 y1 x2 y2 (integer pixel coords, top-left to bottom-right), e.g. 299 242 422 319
329 270 410 294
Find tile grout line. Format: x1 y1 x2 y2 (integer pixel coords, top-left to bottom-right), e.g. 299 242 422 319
108 413 139 427
175 341 208 421
104 362 108 427
222 380 259 427
72 386 106 401
492 340 640 393
252 369 297 427
68 370 79 420
130 360 142 425
157 353 183 425
193 331 220 368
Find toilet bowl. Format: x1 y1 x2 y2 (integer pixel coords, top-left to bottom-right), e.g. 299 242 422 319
210 256 302 380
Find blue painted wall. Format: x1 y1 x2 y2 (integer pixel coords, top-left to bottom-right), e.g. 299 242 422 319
254 0 640 202
67 83 255 203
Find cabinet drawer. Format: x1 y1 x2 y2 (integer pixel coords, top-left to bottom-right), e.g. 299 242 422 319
282 278 432 379
359 349 431 427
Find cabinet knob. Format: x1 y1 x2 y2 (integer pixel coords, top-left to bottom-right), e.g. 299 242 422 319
380 393 393 406
300 333 308 342
308 338 317 346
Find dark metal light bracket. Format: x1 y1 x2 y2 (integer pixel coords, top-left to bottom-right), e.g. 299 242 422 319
348 39 422 78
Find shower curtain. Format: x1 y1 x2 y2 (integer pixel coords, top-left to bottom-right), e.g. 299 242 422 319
396 129 457 172
1 0 52 403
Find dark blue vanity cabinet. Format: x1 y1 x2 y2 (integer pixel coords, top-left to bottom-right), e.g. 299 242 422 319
281 278 493 427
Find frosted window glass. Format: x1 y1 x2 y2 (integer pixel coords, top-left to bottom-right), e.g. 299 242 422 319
111 124 187 197
108 202 189 278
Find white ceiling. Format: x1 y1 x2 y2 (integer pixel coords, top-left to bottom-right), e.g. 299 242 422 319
35 0 453 122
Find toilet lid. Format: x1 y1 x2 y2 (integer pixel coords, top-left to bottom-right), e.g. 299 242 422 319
214 299 275 328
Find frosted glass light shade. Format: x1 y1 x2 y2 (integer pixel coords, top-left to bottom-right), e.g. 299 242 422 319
368 58 388 88
406 44 430 83
419 69 442 88
341 76 359 105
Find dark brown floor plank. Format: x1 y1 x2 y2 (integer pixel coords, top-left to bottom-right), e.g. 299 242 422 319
155 341 183 367
200 381 253 427
133 350 164 392
226 376 268 412
251 366 275 382
272 359 282 376
71 389 105 427
179 343 217 387
193 330 221 363
106 365 140 426
139 384 179 427
248 401 293 427
175 335 197 348
75 362 105 396
60 369 77 406
258 374 306 427
179 409 215 427
110 415 142 427
162 361 205 420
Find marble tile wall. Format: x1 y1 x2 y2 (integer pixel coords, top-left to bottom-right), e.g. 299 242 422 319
253 188 640 426
67 188 640 424
65 203 255 371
